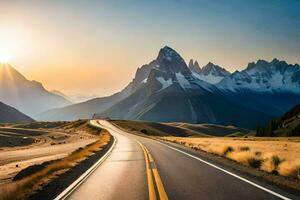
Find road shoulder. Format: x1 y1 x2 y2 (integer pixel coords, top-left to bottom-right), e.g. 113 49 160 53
29 136 115 200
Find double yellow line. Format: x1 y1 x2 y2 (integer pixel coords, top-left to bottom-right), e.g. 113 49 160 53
137 141 169 200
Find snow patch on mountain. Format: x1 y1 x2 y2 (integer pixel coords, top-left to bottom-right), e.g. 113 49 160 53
142 78 148 83
156 77 172 91
188 60 231 84
192 72 224 84
175 72 192 90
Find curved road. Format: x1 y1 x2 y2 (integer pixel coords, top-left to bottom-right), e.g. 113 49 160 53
66 120 298 200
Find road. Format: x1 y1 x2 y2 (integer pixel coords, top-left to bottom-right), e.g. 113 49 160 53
66 120 297 200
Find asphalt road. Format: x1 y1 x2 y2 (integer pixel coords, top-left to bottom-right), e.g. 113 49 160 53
66 120 298 200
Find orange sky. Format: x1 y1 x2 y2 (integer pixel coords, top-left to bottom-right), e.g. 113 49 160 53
1 1 299 97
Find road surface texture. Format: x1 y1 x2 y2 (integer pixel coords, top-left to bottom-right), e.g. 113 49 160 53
66 120 298 200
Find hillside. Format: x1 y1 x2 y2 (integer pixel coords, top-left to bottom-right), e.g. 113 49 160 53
168 122 250 137
110 120 250 137
0 64 71 117
0 101 34 123
256 104 300 136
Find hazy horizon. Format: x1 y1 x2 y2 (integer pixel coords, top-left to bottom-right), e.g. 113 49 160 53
1 0 299 97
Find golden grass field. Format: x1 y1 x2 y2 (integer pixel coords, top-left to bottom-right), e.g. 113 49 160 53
0 130 111 200
161 136 300 179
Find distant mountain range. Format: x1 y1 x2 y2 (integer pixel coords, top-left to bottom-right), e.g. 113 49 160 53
0 101 34 123
36 46 300 129
51 90 99 103
0 64 71 117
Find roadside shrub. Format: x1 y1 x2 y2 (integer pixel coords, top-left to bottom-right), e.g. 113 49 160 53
227 151 257 167
271 155 284 168
255 151 262 156
261 154 284 173
278 160 300 179
239 146 250 151
224 146 234 155
248 158 262 169
208 145 234 156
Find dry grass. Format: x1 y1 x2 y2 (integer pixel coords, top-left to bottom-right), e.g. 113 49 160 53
161 136 300 179
0 130 110 200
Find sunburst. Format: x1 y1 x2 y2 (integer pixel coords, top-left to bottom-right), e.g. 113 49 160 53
0 49 12 63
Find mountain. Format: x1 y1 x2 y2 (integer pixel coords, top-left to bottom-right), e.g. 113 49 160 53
216 59 300 116
188 60 231 84
0 101 34 123
188 59 201 74
37 49 166 121
51 90 74 102
37 46 300 129
96 46 273 128
0 64 72 116
256 104 300 137
36 62 153 121
217 58 300 93
51 90 99 103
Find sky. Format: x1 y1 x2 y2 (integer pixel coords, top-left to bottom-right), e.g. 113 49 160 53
0 0 299 97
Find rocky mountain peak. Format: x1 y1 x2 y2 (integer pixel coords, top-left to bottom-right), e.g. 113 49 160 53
201 62 230 77
157 46 181 61
154 46 190 75
245 59 296 75
188 59 201 74
218 58 300 93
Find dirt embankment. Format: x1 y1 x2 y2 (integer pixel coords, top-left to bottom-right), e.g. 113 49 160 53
0 128 113 200
0 120 100 186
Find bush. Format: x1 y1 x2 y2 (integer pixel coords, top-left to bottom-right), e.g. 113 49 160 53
248 158 262 168
224 146 234 156
239 146 250 151
255 151 262 156
271 155 284 168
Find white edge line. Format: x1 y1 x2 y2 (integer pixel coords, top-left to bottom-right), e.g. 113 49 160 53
155 140 291 200
54 123 117 200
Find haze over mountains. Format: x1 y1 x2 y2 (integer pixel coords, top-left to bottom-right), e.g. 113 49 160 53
36 46 300 129
0 64 71 117
0 101 33 123
51 90 99 103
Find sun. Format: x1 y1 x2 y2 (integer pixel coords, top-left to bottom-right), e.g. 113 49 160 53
0 49 12 63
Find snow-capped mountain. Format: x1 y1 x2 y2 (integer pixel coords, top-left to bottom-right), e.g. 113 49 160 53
188 60 231 84
188 59 201 74
217 59 300 93
145 46 213 94
37 46 300 129
95 46 273 128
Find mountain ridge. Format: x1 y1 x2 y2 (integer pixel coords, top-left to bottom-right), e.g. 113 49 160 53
0 64 72 116
0 101 34 123
36 46 300 129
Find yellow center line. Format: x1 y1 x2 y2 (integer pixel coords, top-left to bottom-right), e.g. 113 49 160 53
138 141 157 200
136 140 169 200
148 154 169 200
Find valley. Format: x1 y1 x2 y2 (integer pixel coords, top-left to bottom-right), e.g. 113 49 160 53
0 121 99 186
